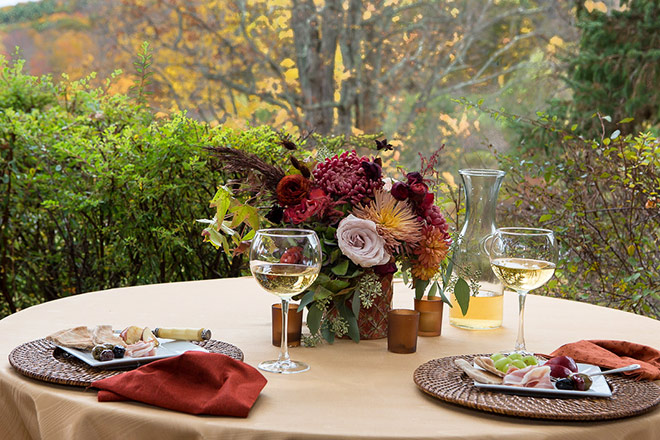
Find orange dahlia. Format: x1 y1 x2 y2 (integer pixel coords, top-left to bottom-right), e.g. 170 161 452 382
411 225 451 280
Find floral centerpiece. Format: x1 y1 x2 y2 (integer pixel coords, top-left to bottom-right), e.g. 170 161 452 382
200 135 453 343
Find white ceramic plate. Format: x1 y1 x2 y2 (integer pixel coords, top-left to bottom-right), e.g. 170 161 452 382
473 362 613 398
57 339 207 369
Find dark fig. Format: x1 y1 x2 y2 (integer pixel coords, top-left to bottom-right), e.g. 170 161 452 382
547 363 573 379
545 355 578 373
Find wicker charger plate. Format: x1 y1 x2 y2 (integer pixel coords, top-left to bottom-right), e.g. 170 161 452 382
8 338 244 388
414 354 660 421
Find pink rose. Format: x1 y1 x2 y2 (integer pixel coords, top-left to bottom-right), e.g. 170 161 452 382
336 215 391 267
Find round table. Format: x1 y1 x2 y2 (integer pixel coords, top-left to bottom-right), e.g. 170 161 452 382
1 278 658 440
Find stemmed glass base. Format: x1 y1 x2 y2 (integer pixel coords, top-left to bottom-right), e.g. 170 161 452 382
258 359 310 374
258 298 309 374
514 290 529 354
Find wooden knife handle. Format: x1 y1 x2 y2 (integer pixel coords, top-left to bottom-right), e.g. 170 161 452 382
153 327 211 341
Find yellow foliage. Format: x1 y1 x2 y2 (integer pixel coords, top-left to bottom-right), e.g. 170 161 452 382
284 68 299 83
584 1 608 13
107 76 134 95
442 172 457 189
280 58 296 69
450 8 460 18
278 29 294 40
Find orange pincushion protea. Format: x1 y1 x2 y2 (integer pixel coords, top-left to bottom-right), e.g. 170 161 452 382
411 225 451 280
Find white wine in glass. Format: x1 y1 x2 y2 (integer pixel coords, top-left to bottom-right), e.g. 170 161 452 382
250 229 321 374
486 228 558 353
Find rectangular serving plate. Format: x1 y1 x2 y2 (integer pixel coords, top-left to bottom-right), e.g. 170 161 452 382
57 339 207 369
473 362 612 398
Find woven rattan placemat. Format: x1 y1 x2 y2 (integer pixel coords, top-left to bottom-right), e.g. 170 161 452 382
9 338 244 388
414 354 660 421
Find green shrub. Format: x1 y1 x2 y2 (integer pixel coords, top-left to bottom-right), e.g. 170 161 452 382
0 55 288 318
497 113 659 319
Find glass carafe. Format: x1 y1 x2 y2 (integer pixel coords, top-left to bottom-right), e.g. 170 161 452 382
449 169 505 330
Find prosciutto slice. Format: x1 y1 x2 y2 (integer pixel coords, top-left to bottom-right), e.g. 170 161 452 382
125 340 156 358
503 365 553 389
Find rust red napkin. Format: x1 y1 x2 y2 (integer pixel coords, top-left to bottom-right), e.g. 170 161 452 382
92 351 267 417
550 340 660 381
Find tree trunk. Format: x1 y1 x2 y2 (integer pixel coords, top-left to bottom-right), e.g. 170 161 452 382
291 0 341 134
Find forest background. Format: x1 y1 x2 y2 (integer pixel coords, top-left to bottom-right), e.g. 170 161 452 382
0 0 658 320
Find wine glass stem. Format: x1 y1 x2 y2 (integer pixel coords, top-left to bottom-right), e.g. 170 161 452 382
515 290 528 352
278 298 291 364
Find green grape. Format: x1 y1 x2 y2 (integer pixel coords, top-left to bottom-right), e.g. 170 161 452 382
494 357 511 372
490 353 506 362
522 355 538 366
511 359 527 369
508 353 523 361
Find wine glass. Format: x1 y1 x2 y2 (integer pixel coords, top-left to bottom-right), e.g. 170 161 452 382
485 227 558 353
249 228 321 374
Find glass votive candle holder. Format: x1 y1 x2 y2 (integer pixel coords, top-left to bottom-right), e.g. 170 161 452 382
387 309 420 354
272 303 303 347
414 296 444 337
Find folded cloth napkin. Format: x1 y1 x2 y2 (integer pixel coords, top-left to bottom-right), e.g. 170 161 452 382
92 351 267 417
550 340 660 381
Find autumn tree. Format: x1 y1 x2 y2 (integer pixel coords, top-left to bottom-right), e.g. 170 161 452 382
92 0 573 145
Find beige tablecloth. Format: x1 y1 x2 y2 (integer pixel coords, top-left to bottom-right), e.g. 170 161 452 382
1 278 658 440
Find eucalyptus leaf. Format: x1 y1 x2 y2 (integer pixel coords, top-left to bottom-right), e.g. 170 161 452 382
454 278 470 316
331 259 349 276
351 289 360 317
326 279 350 292
443 258 454 289
321 324 335 344
415 279 430 300
428 281 438 298
307 304 323 335
438 284 452 307
344 268 364 278
314 284 335 300
297 290 316 311
338 302 359 343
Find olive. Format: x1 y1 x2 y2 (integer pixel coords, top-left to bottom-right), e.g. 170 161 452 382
112 345 126 359
92 345 106 360
571 373 593 391
555 378 575 390
99 349 115 362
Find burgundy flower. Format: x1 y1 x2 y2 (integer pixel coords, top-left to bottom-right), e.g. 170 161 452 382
406 172 424 184
361 160 382 181
276 175 310 206
283 188 343 224
391 182 409 201
421 192 434 210
312 151 384 206
409 181 428 203
284 198 325 224
374 261 397 276
265 205 284 223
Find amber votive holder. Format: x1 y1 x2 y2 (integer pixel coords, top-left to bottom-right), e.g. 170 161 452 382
414 296 444 337
387 309 420 354
272 303 303 347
